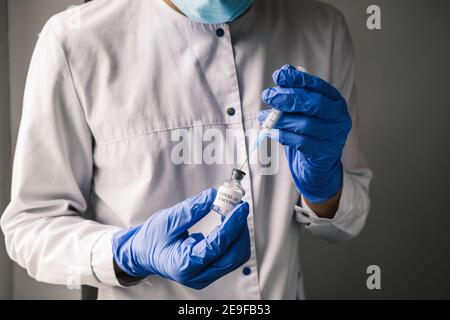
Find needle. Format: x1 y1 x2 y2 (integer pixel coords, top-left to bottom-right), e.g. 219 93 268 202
239 129 269 171
239 158 249 171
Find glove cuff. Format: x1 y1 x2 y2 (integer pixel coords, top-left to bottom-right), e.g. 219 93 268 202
292 160 344 204
112 225 154 278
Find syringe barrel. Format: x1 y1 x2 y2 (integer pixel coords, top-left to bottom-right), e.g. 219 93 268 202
260 66 307 131
261 109 283 130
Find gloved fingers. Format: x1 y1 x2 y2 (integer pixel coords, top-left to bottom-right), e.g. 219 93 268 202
262 87 347 121
183 232 205 246
258 110 351 142
182 222 251 290
187 201 249 268
165 188 217 237
269 129 344 159
272 64 341 100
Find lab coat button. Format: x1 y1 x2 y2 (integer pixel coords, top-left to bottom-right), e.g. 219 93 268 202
243 267 251 276
227 107 236 116
216 28 225 37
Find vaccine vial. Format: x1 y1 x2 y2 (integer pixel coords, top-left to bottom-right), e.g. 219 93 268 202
211 168 246 216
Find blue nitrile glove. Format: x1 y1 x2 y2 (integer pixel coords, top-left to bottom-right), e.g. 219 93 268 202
112 188 251 290
259 64 352 203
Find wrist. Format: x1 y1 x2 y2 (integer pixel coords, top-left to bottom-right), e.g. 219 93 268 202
113 258 146 286
303 188 342 219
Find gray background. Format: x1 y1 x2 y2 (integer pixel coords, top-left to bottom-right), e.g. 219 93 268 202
0 0 449 299
0 0 12 301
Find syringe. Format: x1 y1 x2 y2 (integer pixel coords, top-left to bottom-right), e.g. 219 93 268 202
239 66 308 170
239 109 283 170
253 66 308 150
254 108 283 148
239 109 283 171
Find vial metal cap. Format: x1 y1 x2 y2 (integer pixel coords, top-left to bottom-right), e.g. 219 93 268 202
232 168 246 181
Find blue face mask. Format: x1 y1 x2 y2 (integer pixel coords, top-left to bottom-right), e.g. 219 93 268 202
171 0 254 24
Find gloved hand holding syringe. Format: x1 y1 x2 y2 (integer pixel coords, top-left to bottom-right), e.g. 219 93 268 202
239 66 308 171
213 62 351 218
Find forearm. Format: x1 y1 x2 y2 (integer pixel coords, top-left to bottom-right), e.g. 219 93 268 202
0 209 120 287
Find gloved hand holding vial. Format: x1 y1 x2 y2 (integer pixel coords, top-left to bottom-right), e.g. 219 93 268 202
211 169 246 216
112 188 251 289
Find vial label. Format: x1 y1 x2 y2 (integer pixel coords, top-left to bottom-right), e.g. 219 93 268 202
211 186 243 216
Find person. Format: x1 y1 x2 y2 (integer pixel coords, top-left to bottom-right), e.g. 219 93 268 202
1 0 372 299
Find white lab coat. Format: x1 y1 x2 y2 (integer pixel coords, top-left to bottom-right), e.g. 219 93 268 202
1 0 372 299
